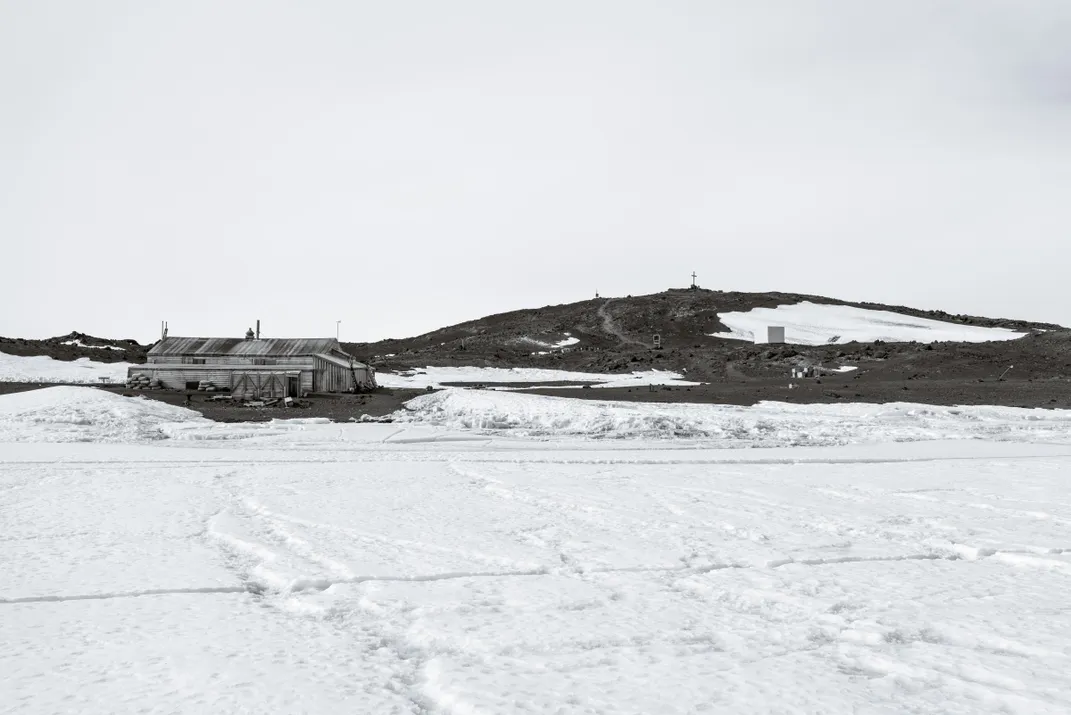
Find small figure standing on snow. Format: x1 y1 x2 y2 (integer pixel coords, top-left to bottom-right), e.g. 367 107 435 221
184 392 192 407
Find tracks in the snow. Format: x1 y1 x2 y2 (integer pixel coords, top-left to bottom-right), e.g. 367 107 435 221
284 568 550 594
177 457 1071 607
0 585 251 605
8 451 1071 471
212 525 1071 599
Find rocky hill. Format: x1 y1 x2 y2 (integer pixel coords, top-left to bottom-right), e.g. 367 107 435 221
3 291 1070 412
0 331 149 364
3 289 1067 391
344 289 1066 383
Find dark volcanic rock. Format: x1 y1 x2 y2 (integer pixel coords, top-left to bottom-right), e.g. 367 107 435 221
342 288 1065 386
0 331 150 364
5 289 1069 413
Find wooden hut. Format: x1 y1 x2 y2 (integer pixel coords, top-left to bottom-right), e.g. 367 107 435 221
129 335 376 398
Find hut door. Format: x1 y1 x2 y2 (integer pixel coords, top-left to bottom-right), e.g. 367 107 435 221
232 373 253 399
287 376 299 397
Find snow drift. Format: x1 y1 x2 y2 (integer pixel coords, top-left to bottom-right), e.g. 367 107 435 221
395 389 1071 445
712 301 1027 345
0 352 133 383
9 383 1071 448
0 387 347 443
0 386 210 442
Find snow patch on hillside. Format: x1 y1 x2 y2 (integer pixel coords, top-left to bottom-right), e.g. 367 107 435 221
522 334 579 349
61 339 125 350
712 302 1027 345
0 352 132 383
395 389 1071 444
376 366 698 389
519 334 581 355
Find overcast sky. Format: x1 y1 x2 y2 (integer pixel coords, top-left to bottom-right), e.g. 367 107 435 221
3 1 1069 343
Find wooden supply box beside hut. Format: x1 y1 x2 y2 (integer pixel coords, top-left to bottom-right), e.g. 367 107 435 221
129 335 376 399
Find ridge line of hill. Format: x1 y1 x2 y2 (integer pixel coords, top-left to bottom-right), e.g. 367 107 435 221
338 289 1065 383
1 290 1067 387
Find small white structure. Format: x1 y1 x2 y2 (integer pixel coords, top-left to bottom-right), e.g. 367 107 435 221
765 326 786 344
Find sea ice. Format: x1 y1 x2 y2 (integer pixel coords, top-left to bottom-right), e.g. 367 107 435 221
4 387 1071 713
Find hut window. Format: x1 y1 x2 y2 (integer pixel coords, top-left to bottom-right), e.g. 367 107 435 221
252 358 277 366
182 357 206 365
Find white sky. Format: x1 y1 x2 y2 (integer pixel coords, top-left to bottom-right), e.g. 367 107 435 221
3 1 1069 343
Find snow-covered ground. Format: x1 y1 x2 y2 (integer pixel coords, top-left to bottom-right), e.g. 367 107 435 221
4 387 1071 714
376 366 699 389
712 302 1028 345
0 351 132 383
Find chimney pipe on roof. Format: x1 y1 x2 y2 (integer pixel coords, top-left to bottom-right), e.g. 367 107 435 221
256 320 260 340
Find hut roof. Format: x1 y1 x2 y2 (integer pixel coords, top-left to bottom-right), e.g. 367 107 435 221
148 337 346 358
314 353 358 368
